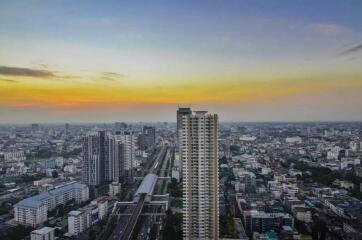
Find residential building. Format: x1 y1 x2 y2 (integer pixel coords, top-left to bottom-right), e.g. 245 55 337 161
181 110 219 239
68 210 85 235
82 131 136 185
176 107 192 150
82 131 106 186
109 181 121 198
14 182 89 227
30 227 55 240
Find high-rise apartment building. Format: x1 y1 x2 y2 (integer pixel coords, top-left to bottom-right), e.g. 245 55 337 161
143 126 156 147
82 131 106 186
181 110 219 240
117 131 137 182
82 131 136 186
176 107 192 149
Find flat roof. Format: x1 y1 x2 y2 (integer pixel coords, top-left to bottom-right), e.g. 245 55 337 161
135 174 157 196
32 227 55 235
68 210 83 216
15 182 87 209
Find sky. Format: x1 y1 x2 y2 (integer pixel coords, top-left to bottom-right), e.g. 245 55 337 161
0 0 361 123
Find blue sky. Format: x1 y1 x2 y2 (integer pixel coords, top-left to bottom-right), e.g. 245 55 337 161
0 1 361 122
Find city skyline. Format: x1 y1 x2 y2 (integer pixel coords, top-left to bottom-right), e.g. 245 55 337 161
1 1 362 123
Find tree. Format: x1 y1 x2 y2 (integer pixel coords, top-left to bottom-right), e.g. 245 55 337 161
311 218 327 240
1 225 34 240
52 170 58 178
161 210 182 240
167 178 182 198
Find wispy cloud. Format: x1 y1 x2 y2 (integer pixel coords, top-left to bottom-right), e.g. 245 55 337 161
307 23 346 34
0 66 55 78
102 72 126 78
98 71 126 82
339 44 362 56
0 78 17 83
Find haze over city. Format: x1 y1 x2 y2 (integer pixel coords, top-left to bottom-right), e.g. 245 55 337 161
1 2 362 240
1 1 362 123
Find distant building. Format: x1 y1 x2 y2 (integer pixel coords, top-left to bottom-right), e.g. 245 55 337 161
30 227 55 240
143 126 156 147
235 171 256 192
14 182 89 227
4 150 26 162
83 130 137 186
115 122 127 130
285 136 302 144
293 207 312 223
244 210 293 237
109 181 121 198
32 123 40 132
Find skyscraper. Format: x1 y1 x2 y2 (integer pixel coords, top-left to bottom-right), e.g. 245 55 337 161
143 126 156 147
82 131 136 186
118 131 136 182
105 134 124 182
181 110 219 240
176 107 192 149
82 131 106 186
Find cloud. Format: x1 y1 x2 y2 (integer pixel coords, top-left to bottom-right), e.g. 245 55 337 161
0 66 55 78
98 71 126 82
339 44 362 56
102 72 126 78
308 23 345 34
0 78 17 83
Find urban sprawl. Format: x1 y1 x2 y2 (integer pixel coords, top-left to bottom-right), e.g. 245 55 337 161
0 108 362 240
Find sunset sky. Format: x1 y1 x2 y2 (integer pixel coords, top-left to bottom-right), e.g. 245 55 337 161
0 0 361 123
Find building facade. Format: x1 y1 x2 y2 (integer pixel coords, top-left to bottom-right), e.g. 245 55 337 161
176 107 192 150
82 131 136 186
14 182 89 227
181 110 219 240
30 227 55 240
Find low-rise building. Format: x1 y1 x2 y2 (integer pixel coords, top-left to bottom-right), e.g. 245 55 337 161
109 182 121 198
14 182 89 227
30 227 55 240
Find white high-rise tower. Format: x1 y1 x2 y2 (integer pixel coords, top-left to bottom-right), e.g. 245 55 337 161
181 110 219 240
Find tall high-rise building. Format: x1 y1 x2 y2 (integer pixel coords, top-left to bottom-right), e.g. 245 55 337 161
142 126 156 148
181 110 219 240
82 131 106 186
82 131 136 186
117 131 136 182
176 107 192 149
105 134 124 182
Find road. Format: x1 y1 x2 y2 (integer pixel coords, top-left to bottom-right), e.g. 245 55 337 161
107 146 169 240
109 194 146 240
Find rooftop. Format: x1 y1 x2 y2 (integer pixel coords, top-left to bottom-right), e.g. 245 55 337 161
31 227 55 235
135 173 158 197
15 182 87 209
68 210 83 217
